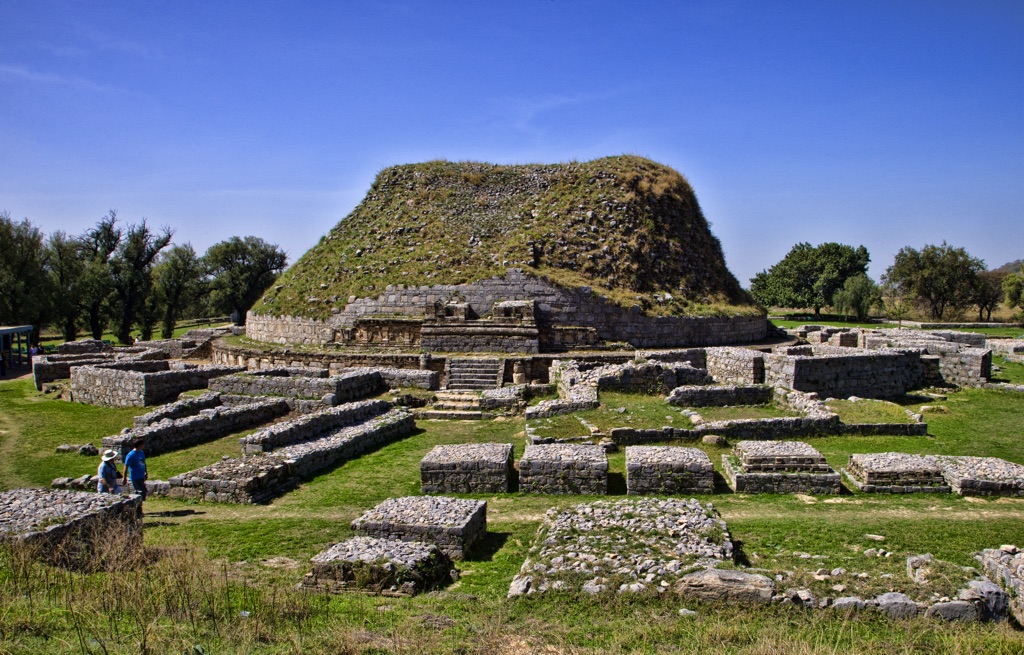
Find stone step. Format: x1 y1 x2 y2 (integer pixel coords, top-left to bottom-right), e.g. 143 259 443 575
416 409 495 421
433 401 482 411
447 383 496 391
434 391 481 401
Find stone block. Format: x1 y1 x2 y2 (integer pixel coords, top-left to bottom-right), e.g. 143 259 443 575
420 443 514 494
351 496 486 559
625 446 713 495
519 444 608 494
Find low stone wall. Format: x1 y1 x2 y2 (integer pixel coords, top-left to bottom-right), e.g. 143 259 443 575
519 444 608 494
420 443 514 493
979 546 1024 623
245 313 336 346
133 391 223 428
0 489 142 567
377 368 439 390
933 456 1024 497
103 397 290 458
33 348 166 390
989 339 1024 357
667 384 772 407
722 441 841 494
166 409 414 503
241 399 392 453
71 364 245 407
351 496 487 560
57 339 112 354
705 347 765 385
301 536 453 595
590 360 711 394
209 369 385 402
625 446 713 495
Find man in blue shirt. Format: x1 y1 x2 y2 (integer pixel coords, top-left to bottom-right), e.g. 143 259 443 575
121 439 148 500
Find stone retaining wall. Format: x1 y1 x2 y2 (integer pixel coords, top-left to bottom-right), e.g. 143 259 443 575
764 347 922 398
71 364 245 407
241 399 392 453
102 397 290 458
209 369 384 401
133 391 223 428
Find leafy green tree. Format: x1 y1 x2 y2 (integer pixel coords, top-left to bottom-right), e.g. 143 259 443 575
45 231 87 341
831 273 881 322
1004 266 1024 318
154 244 204 339
749 242 870 316
203 237 287 324
80 212 122 339
880 278 914 328
882 242 985 321
109 220 173 344
973 271 1006 322
0 211 52 340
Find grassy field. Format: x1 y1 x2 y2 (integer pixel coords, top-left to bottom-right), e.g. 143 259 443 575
770 317 1024 339
3 375 1024 653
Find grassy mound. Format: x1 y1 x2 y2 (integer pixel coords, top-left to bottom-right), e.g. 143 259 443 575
255 156 757 320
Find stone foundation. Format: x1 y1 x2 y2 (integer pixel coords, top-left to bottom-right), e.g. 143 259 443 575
765 346 923 399
722 441 841 494
667 384 772 407
932 456 1024 497
842 453 950 493
133 391 223 428
241 399 392 453
625 446 713 495
301 536 453 595
979 546 1024 623
420 443 514 494
0 489 142 567
351 496 487 559
519 444 608 494
71 363 245 407
705 347 765 385
209 368 385 401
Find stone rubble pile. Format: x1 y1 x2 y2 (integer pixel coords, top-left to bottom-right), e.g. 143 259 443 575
979 545 1024 623
351 496 486 560
508 498 732 597
722 441 841 494
519 444 608 494
420 443 514 493
300 536 454 596
625 446 713 495
843 453 950 493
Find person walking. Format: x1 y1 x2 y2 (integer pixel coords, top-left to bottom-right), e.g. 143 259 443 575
121 439 148 500
97 450 122 494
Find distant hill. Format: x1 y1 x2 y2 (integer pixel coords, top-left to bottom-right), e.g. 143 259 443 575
991 259 1023 275
254 156 755 320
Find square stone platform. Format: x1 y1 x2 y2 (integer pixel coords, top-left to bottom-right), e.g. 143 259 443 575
351 496 486 559
519 444 608 494
843 453 950 493
420 443 514 494
723 441 841 494
300 536 453 595
625 446 713 495
934 456 1024 497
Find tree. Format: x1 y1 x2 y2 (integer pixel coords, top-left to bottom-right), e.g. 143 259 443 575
154 244 204 339
882 242 985 321
880 278 914 328
831 273 881 322
749 242 870 316
1004 266 1024 318
109 220 173 344
973 271 1006 322
80 212 122 339
203 237 287 324
0 211 52 339
45 231 87 341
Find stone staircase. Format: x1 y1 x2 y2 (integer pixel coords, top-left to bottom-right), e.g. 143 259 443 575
445 357 502 391
417 390 494 421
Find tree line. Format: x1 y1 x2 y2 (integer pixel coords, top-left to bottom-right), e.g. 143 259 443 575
0 210 287 344
750 241 1024 322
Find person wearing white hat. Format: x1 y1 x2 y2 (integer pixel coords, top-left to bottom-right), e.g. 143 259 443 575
97 449 122 494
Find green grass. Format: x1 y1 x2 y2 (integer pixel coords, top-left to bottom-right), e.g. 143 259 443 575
5 378 1024 652
992 357 1024 384
696 404 801 421
771 318 897 330
529 392 693 438
825 398 916 424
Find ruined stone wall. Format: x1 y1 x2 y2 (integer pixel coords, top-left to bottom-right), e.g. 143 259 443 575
71 364 244 407
209 369 384 401
764 349 922 399
247 270 767 348
666 384 772 407
705 347 765 384
241 399 392 453
133 391 223 428
103 397 290 457
419 324 540 353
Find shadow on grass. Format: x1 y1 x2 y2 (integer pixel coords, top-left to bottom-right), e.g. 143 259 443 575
148 508 204 518
731 539 752 567
468 531 510 562
607 472 627 495
712 471 733 494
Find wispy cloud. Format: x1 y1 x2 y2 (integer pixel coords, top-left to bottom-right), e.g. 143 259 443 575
0 63 118 93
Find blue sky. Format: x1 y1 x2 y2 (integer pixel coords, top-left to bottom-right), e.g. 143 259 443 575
1 1 1021 285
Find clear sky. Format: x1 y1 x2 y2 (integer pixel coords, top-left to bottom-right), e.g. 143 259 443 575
2 1 1021 285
